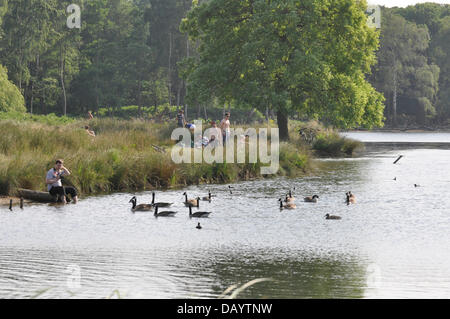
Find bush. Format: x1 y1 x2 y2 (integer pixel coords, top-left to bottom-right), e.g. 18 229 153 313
313 131 363 157
0 65 26 113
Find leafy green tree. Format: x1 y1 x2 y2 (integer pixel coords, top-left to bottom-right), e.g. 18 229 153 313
0 0 58 98
0 64 25 112
370 9 440 125
181 0 384 140
431 15 450 119
395 2 449 38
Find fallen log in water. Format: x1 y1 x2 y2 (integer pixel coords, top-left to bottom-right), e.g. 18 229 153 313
17 189 57 203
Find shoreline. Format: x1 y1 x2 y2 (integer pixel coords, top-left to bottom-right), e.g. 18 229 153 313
0 196 32 207
342 127 450 133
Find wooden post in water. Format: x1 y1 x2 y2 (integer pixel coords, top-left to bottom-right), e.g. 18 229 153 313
20 197 24 209
9 199 13 211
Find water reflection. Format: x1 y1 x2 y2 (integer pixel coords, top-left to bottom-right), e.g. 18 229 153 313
0 247 367 299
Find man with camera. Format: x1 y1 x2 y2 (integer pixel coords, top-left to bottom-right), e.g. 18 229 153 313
45 159 78 204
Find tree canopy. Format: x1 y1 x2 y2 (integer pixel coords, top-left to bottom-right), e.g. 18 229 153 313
0 0 448 128
181 0 385 139
370 4 450 126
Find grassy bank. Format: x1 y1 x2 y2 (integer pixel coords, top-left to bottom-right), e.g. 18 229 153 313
0 117 313 196
293 121 364 157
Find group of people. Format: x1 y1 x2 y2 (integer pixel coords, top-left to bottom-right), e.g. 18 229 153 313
177 110 231 147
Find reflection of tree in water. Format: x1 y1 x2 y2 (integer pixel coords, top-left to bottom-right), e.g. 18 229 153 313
183 248 367 299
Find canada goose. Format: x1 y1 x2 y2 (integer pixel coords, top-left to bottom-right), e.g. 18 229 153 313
414 184 421 187
393 177 397 181
183 192 199 207
188 205 211 218
346 192 356 205
325 214 341 220
228 186 233 194
196 223 202 229
154 206 177 217
151 192 173 208
304 195 319 203
129 196 153 212
284 195 295 203
279 198 296 210
201 191 212 201
9 199 12 211
288 189 295 201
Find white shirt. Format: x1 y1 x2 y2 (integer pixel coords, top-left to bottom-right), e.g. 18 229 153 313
46 168 63 191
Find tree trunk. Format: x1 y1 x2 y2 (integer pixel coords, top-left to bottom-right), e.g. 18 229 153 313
177 84 181 107
137 80 142 116
60 46 67 116
17 188 57 203
392 70 397 126
168 32 172 105
30 81 34 114
185 35 189 120
277 109 289 141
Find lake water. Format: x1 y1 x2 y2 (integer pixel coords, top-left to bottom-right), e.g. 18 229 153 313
1 132 450 298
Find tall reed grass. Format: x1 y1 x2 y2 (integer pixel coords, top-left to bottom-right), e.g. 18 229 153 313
0 118 312 196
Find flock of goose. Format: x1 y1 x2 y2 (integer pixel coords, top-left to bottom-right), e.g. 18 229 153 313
276 188 357 220
128 186 358 227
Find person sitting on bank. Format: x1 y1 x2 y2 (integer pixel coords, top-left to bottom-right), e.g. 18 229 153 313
85 125 96 137
46 159 78 204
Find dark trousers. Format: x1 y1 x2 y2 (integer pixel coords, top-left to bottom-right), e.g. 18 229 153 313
49 186 78 202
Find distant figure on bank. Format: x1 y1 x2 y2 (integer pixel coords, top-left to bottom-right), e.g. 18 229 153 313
220 112 231 145
185 123 196 147
87 111 94 120
85 125 96 137
209 121 222 146
177 110 186 128
46 159 78 204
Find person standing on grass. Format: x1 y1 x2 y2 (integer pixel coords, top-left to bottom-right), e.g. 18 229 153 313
220 112 231 145
87 111 94 120
177 110 186 128
46 159 78 204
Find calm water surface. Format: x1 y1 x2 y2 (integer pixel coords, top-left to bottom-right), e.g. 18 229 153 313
1 132 449 298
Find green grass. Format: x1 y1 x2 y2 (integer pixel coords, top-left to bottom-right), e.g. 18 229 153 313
0 110 76 125
0 117 312 196
312 131 363 157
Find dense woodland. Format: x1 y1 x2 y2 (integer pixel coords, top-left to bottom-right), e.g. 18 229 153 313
0 0 449 129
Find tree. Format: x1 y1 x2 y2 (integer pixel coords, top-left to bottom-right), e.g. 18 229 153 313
370 9 440 125
0 64 25 112
181 0 384 140
432 16 450 119
0 0 7 38
0 0 58 99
